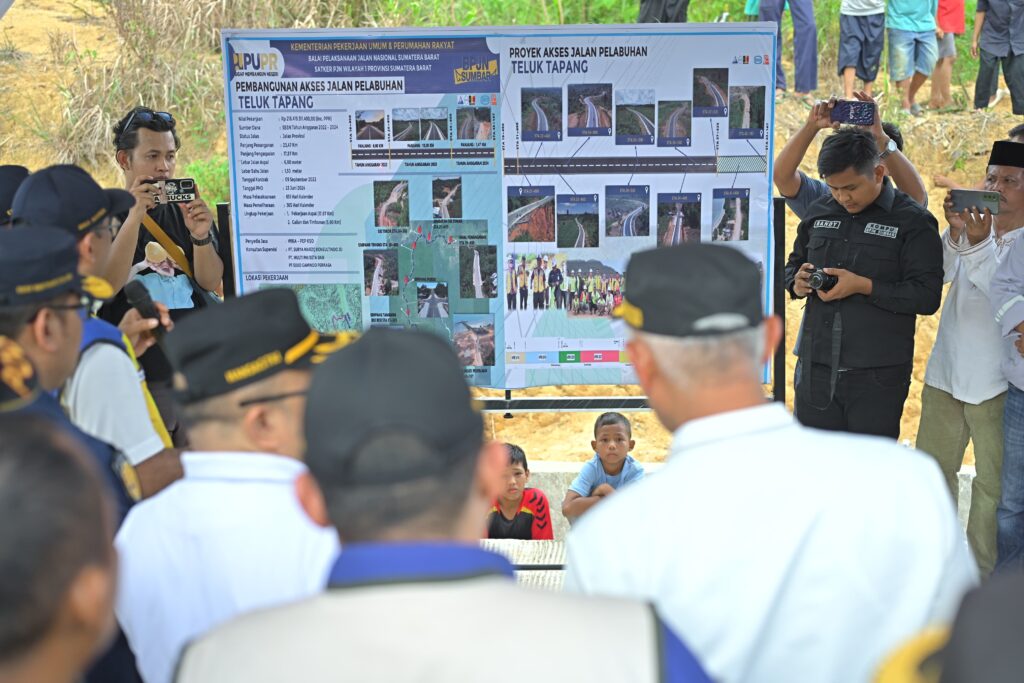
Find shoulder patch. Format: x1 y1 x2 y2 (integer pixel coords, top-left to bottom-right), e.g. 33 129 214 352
864 222 899 239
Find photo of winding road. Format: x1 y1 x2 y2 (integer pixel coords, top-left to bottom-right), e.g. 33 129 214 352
419 107 449 141
453 314 495 367
363 249 400 297
567 83 612 134
416 281 449 318
373 180 409 228
355 110 385 140
459 245 497 298
507 187 555 242
521 87 562 141
392 108 420 142
556 194 599 248
657 101 692 144
432 177 462 220
605 186 650 237
456 107 492 140
693 68 729 115
657 197 702 245
615 89 655 143
728 85 766 134
711 193 750 242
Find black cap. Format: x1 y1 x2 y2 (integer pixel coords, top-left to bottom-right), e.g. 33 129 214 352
11 164 135 235
613 244 762 336
304 328 484 488
988 140 1024 169
0 226 114 307
0 165 29 224
164 288 359 404
0 336 41 412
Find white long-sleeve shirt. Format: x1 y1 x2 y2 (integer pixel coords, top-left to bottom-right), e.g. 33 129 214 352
924 227 1020 403
991 226 1024 392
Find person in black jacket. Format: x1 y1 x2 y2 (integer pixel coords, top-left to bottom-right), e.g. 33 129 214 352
785 128 942 438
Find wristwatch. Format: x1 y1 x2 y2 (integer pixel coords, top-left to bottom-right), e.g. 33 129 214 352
879 136 898 159
190 232 213 246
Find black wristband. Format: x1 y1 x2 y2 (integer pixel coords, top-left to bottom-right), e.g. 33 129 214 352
190 233 213 246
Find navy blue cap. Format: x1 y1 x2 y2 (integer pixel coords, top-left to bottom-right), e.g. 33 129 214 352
614 244 763 337
0 165 29 225
11 164 135 236
0 226 113 307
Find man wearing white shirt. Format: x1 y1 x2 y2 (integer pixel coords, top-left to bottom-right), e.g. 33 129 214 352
114 289 355 683
566 244 978 683
917 140 1024 576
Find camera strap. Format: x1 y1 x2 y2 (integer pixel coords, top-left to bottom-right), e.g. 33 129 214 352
140 214 194 279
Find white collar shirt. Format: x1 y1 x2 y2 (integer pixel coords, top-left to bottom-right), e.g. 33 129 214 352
565 403 977 683
924 227 1022 403
115 451 340 683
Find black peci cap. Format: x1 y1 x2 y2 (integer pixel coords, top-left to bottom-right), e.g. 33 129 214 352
0 165 29 225
163 288 358 404
304 327 484 489
988 140 1024 169
613 244 763 337
0 226 113 307
11 164 135 235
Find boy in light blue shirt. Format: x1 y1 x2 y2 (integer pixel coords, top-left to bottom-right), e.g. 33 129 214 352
562 412 645 522
887 0 940 114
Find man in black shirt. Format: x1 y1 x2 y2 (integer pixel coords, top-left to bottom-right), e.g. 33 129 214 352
102 106 224 445
785 129 942 438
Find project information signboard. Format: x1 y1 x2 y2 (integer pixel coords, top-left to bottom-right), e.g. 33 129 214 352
222 23 776 389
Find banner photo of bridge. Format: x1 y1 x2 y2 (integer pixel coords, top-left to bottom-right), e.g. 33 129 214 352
222 22 777 389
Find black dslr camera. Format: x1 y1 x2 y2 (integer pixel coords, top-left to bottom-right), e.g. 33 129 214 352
808 267 838 293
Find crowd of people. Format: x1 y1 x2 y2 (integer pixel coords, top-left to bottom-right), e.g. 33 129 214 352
4 6 1024 681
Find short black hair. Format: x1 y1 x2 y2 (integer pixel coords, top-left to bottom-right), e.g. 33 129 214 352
594 411 632 438
506 443 528 470
312 432 479 543
0 414 110 663
1009 123 1024 141
113 106 181 153
881 121 904 152
0 294 72 339
818 128 880 179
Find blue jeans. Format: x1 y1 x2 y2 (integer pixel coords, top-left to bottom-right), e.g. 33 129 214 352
996 384 1024 572
887 29 939 82
759 0 818 93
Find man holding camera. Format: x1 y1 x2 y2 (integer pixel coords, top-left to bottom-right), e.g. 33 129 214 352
101 106 224 445
917 141 1024 577
785 128 943 438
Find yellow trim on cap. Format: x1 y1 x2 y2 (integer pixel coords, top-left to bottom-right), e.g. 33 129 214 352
77 207 107 231
874 627 947 683
284 330 319 365
612 297 644 329
81 275 114 301
310 330 360 363
15 272 74 295
224 350 283 385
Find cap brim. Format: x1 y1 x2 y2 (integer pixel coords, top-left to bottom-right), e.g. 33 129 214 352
79 275 114 302
105 188 136 217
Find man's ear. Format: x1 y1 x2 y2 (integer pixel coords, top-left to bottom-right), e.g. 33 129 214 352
29 309 63 354
116 149 130 172
78 233 96 270
65 563 117 655
874 163 886 184
627 337 657 393
295 471 331 528
476 440 506 500
762 316 783 363
240 404 275 452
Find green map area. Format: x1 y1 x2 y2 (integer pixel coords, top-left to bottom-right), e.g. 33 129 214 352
261 283 363 332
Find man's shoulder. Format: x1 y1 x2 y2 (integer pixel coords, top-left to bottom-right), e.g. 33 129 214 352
889 188 939 225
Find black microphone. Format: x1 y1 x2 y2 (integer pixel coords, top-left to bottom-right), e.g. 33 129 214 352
124 280 165 342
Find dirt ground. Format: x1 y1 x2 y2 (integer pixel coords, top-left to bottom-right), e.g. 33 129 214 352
2 1 1021 462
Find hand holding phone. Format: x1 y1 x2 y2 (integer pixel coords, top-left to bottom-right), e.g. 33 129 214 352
949 189 1000 215
829 100 875 126
155 178 197 204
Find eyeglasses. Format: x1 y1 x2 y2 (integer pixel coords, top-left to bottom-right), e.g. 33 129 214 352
237 389 307 408
118 109 175 146
29 295 92 323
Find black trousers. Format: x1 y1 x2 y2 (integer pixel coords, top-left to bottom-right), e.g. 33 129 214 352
638 0 689 22
507 291 517 310
519 286 528 308
794 361 911 439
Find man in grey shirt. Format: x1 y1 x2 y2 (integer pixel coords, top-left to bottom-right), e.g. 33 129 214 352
773 93 928 219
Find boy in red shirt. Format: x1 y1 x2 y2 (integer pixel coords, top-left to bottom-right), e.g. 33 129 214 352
485 444 554 540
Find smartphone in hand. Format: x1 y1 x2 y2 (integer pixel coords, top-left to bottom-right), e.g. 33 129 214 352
155 178 197 204
829 100 875 126
950 189 1001 215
